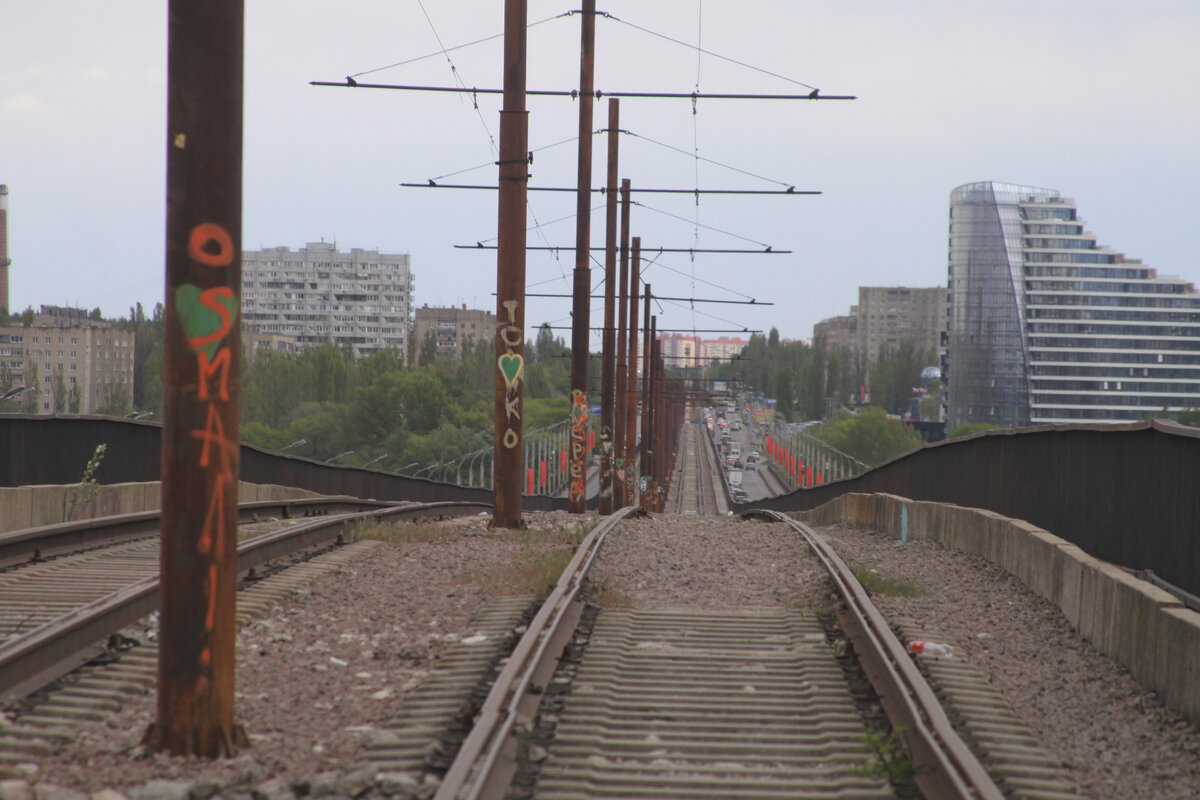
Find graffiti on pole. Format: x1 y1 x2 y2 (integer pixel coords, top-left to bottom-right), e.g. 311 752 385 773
569 389 588 502
497 299 523 449
177 222 238 668
598 422 613 500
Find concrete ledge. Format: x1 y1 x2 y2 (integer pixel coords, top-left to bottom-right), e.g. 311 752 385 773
1157 608 1200 723
807 491 1200 727
0 481 320 532
30 485 71 527
0 487 33 531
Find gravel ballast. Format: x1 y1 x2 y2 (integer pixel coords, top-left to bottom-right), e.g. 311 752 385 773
4 510 1199 800
816 520 1200 800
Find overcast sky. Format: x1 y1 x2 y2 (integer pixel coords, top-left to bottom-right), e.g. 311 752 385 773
3 1 1198 345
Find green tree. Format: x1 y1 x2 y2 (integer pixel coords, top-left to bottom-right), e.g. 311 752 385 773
774 367 795 422
22 362 39 413
95 380 132 416
68 381 82 414
51 364 68 413
947 422 997 439
817 406 923 466
345 369 448 445
869 340 933 415
309 342 350 404
418 329 439 367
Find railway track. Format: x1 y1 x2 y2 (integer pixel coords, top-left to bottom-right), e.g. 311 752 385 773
670 420 719 516
427 507 1006 800
0 499 489 707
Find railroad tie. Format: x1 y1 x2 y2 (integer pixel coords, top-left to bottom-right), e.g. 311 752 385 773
892 618 1083 800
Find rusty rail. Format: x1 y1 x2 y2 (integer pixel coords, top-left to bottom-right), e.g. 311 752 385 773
0 501 488 706
747 510 1005 800
0 497 401 569
435 505 641 800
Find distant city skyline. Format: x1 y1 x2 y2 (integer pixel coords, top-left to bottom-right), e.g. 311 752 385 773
4 2 1197 342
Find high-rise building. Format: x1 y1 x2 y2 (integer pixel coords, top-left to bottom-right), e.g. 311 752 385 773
241 242 413 358
0 306 135 414
812 286 946 382
945 181 1200 429
699 336 749 365
412 304 495 362
813 314 856 351
658 333 702 368
0 185 10 315
854 287 946 366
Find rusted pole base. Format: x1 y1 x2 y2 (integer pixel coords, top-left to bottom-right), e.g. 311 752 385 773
142 721 250 758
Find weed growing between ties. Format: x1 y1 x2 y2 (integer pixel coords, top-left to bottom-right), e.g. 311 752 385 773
849 727 916 784
819 610 920 798
476 546 574 598
582 577 633 608
474 519 598 598
848 561 924 598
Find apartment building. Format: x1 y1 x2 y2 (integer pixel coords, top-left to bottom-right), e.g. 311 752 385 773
412 304 495 362
0 306 135 414
241 241 413 358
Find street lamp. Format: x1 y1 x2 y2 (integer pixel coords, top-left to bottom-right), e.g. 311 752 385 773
326 450 355 463
280 438 306 452
397 462 419 474
1 385 29 401
363 452 388 467
413 461 444 478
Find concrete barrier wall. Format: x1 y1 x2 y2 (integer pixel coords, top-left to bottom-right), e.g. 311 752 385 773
0 482 320 532
797 492 1200 727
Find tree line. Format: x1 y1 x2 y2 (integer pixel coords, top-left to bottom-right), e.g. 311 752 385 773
703 328 936 422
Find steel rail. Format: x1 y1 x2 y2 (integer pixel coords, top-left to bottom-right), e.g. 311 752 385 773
0 497 400 569
0 501 489 705
747 509 1005 800
435 506 641 800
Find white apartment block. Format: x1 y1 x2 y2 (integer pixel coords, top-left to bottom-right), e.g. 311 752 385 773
241 242 413 358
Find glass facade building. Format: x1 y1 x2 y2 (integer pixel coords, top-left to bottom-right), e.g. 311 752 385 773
946 181 1200 429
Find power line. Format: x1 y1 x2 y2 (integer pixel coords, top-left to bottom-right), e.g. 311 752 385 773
401 182 817 195
347 12 571 79
517 292 773 306
311 81 856 101
456 245 789 254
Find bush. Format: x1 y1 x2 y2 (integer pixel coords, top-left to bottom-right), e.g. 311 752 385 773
817 407 923 466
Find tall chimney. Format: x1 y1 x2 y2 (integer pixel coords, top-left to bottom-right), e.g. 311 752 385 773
0 185 9 315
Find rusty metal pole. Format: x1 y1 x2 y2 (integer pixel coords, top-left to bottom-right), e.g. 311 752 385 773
625 237 641 506
567 0 596 514
639 306 654 508
613 179 630 508
491 0 529 528
147 0 247 758
654 338 667 510
598 99 619 515
649 334 662 510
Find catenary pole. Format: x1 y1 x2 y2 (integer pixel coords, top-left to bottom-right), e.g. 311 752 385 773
491 0 529 528
614 178 630 508
148 0 248 758
598 98 619 514
625 239 641 504
568 0 596 514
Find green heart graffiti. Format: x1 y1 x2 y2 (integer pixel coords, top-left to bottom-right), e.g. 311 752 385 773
498 352 524 389
176 284 238 360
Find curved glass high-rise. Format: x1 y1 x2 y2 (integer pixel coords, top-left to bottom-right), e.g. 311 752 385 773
945 181 1200 429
